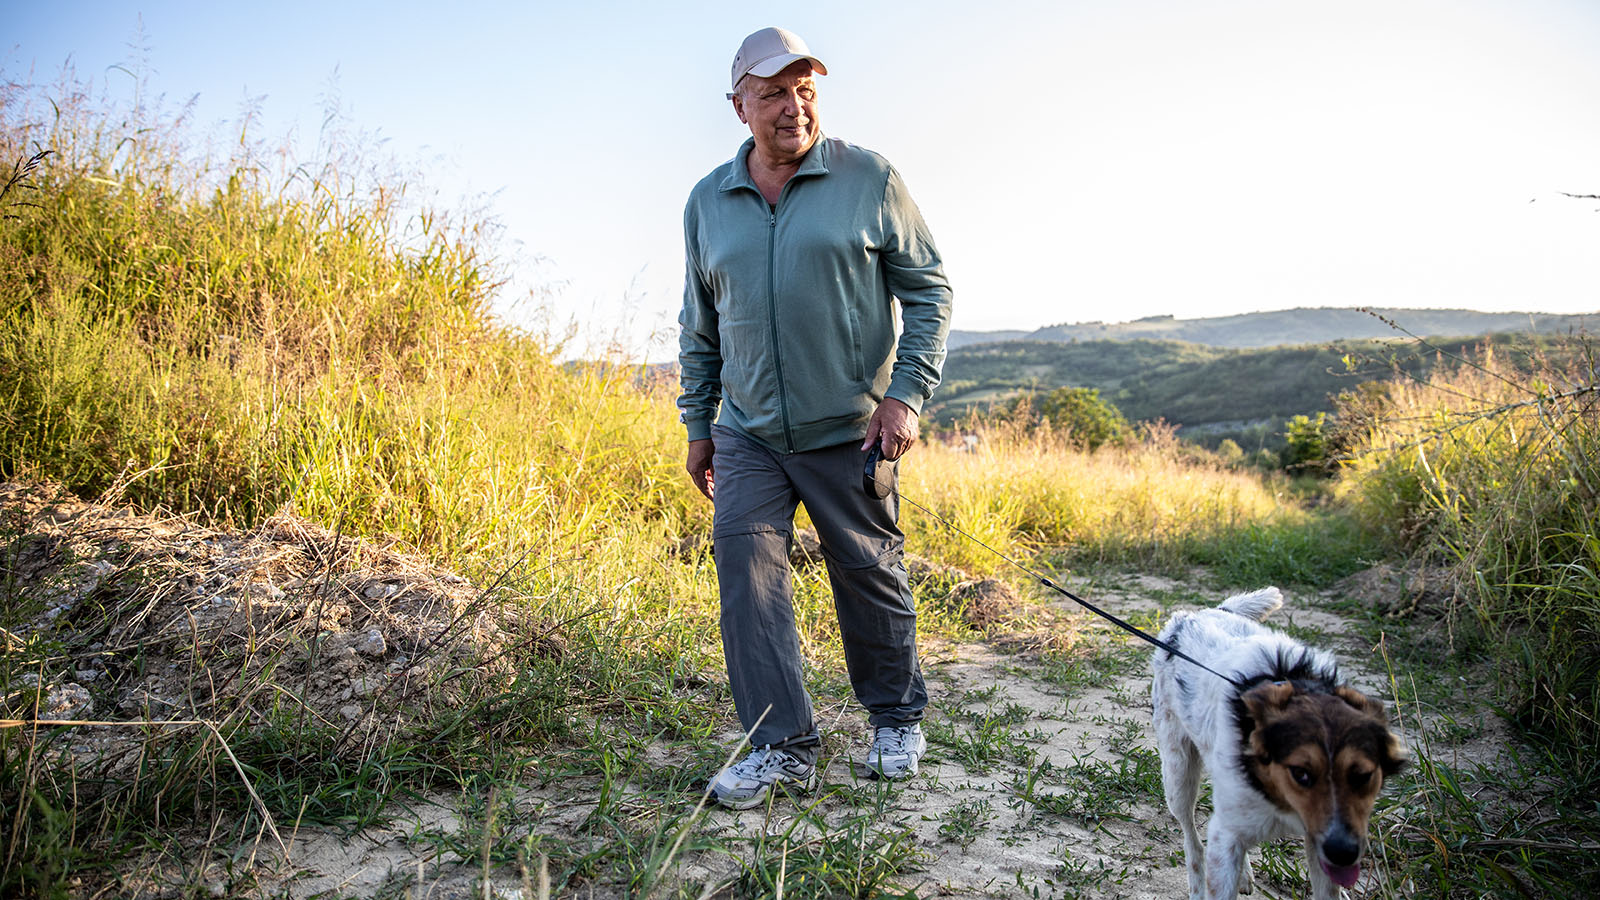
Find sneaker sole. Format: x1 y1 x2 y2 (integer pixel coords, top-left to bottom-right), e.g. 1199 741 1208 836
851 757 920 780
711 772 817 810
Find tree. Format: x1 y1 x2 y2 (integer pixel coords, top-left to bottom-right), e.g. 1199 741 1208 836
1282 412 1330 473
1010 386 1130 451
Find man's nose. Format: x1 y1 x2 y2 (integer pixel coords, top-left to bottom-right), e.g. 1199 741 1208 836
781 90 804 116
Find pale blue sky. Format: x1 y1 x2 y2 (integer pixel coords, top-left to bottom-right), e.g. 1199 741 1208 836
11 0 1600 360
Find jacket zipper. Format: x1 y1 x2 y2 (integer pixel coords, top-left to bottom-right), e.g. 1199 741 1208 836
765 203 794 452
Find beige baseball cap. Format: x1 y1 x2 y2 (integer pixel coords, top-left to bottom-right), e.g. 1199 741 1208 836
730 26 827 91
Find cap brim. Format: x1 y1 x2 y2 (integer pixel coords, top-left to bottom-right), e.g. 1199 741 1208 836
746 53 827 79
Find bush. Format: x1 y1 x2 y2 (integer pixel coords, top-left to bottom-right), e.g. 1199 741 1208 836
999 386 1130 451
1282 412 1329 474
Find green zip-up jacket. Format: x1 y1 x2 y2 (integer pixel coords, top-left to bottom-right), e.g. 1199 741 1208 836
677 136 953 453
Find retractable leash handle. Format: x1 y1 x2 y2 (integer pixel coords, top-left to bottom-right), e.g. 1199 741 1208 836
863 445 894 499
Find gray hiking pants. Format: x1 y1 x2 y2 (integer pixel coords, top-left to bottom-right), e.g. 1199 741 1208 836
710 425 927 762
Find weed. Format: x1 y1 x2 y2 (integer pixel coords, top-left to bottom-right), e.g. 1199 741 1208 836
934 797 995 850
1017 749 1162 829
924 716 1036 776
1049 848 1133 898
736 798 926 900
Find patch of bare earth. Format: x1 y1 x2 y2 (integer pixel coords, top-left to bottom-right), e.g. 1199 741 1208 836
1 482 522 745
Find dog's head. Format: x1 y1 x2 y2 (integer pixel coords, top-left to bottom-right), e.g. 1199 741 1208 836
1240 680 1408 887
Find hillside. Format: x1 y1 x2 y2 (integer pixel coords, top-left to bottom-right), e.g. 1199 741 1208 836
947 306 1596 350
928 332 1566 448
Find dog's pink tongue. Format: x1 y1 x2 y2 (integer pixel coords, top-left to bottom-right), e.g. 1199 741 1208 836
1320 859 1361 887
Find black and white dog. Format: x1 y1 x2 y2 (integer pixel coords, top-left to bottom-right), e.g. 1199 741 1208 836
1151 588 1407 899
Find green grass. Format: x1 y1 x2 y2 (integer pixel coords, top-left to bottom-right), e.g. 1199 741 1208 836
1177 513 1382 588
933 797 996 850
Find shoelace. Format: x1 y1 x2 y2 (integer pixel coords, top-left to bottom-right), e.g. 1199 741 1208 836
730 749 790 779
872 727 912 755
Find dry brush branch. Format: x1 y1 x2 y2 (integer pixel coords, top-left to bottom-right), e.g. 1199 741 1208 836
1 149 53 218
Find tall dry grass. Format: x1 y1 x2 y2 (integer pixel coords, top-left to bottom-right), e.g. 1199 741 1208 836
0 67 703 573
906 420 1366 587
1334 342 1600 746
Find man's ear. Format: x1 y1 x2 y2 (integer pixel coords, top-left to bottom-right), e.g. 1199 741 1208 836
731 93 747 124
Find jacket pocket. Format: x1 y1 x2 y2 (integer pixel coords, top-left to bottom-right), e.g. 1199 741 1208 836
848 309 865 383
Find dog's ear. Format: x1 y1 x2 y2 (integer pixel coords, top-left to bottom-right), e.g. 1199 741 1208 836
1336 687 1410 776
1242 681 1295 725
1240 681 1295 759
1378 728 1410 776
1335 686 1388 722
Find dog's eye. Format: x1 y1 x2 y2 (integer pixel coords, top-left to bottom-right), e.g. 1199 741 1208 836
1349 768 1373 789
1288 765 1314 787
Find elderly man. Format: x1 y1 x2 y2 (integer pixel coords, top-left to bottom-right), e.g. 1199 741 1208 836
678 26 954 809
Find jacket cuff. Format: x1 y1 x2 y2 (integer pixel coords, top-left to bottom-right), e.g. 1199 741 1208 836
684 418 714 442
885 383 927 415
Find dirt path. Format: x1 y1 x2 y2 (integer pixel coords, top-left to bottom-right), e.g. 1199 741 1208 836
272 574 1408 900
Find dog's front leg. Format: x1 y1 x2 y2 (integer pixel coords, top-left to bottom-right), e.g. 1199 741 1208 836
1201 820 1248 899
1159 743 1206 900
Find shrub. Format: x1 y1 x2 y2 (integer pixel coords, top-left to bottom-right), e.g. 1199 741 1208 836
1281 412 1329 474
997 386 1130 451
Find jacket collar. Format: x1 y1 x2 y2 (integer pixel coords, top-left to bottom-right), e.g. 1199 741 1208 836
718 135 830 193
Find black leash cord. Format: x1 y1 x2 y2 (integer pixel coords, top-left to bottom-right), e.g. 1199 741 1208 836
867 451 1247 689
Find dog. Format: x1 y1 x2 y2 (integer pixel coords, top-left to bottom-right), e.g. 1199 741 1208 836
1150 587 1407 899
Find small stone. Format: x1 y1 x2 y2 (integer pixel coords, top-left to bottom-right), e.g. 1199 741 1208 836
46 683 94 720
363 583 397 600
339 704 362 720
353 628 387 657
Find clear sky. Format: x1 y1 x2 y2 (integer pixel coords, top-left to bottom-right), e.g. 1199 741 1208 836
11 0 1600 360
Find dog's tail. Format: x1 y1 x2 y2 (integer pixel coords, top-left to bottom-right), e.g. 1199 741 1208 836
1219 587 1284 622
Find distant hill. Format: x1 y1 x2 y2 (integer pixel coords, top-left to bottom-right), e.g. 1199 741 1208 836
948 307 1595 350
947 329 1029 349
928 332 1574 450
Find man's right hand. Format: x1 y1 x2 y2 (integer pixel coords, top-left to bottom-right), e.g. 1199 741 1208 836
686 439 715 500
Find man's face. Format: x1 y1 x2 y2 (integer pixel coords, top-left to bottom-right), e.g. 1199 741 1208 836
732 61 820 166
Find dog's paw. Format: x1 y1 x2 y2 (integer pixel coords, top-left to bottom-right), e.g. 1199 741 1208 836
1238 855 1255 894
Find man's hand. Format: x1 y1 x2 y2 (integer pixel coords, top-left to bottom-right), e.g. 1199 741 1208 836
686 438 716 500
862 397 919 461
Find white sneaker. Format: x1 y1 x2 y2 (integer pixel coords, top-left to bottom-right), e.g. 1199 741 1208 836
853 724 926 780
708 747 816 810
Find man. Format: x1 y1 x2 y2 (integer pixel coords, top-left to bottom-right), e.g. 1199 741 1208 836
677 26 953 810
